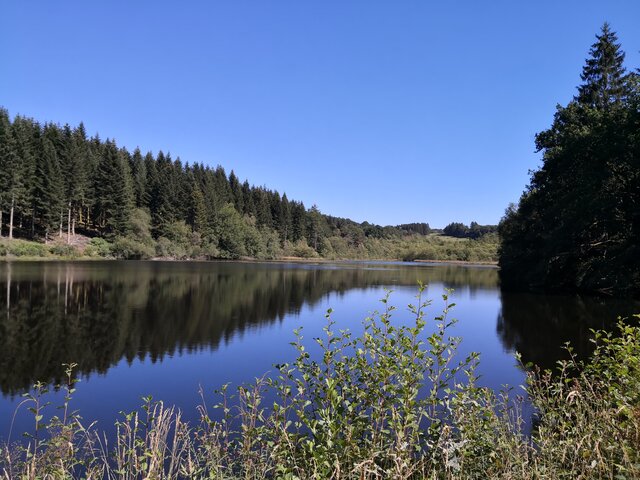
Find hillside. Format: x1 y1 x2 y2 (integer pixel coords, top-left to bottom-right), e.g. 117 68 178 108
0 109 496 261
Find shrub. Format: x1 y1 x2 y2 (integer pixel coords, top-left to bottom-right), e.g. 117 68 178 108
84 238 113 257
112 236 154 260
6 240 48 257
292 239 319 258
49 244 79 258
155 236 188 259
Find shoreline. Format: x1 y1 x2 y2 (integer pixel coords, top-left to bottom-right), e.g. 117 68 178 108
0 254 498 267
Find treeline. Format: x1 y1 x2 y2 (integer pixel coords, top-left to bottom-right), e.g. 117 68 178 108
442 221 497 239
499 24 640 297
0 109 494 260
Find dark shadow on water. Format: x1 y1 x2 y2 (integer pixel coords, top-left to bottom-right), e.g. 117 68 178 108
497 290 640 370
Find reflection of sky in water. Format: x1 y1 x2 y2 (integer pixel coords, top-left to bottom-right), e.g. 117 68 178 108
0 261 636 441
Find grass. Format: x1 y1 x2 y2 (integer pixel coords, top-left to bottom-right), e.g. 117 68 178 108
1 288 638 479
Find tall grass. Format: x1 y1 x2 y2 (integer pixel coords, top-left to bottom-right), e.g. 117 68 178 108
1 287 638 479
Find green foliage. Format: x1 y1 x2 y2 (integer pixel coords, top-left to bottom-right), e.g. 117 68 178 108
215 203 249 258
94 141 134 237
499 24 640 296
155 220 192 259
0 239 49 257
112 236 154 260
128 208 154 246
288 238 319 258
84 237 113 257
49 244 79 258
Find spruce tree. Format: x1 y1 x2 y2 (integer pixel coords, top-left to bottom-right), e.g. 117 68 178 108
577 23 630 108
33 138 64 240
130 148 148 208
94 140 134 236
10 116 37 237
0 108 22 238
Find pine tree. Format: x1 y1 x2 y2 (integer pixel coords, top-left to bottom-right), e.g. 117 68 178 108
307 204 325 251
187 170 209 237
33 138 64 240
291 201 306 242
10 116 37 237
229 170 244 212
577 23 630 109
130 148 148 208
94 140 134 236
0 108 22 238
241 180 255 217
278 193 292 244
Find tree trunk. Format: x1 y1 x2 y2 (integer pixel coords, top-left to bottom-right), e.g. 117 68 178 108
8 195 15 240
67 203 71 244
0 208 3 238
59 210 63 238
72 217 76 236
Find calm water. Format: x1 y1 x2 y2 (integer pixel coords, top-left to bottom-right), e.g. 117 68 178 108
0 260 638 439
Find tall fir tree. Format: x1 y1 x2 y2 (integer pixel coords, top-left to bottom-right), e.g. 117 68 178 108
0 108 22 238
577 23 630 109
33 138 64 240
94 140 134 236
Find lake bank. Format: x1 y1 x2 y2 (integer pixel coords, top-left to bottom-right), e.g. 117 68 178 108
0 231 500 264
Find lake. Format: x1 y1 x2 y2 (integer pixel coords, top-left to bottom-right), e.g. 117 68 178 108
0 260 638 440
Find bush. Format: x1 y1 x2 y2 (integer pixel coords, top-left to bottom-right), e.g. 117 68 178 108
5 240 48 257
155 236 188 259
292 239 319 258
49 244 79 258
84 238 113 257
112 236 154 260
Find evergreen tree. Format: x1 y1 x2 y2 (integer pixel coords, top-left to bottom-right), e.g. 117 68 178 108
189 178 208 237
577 23 630 108
291 201 306 242
33 138 64 239
10 116 37 237
94 140 134 236
499 24 640 296
241 180 255 217
307 204 324 251
130 148 148 208
229 170 244 212
0 108 23 238
278 193 292 244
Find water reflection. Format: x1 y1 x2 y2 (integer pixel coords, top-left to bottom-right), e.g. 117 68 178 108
0 261 498 395
1 260 637 402
497 291 640 370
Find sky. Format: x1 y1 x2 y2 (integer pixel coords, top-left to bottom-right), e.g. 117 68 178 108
1 2 639 228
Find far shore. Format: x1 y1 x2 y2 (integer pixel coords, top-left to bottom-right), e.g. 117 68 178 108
0 254 498 267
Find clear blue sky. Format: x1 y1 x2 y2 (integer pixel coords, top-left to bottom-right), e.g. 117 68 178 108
1 2 639 227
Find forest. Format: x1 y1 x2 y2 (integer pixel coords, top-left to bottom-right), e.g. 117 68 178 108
0 109 496 262
499 24 640 297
